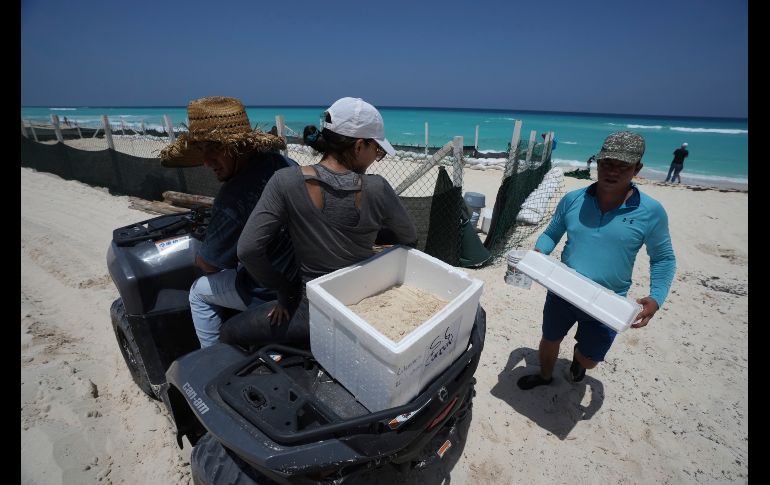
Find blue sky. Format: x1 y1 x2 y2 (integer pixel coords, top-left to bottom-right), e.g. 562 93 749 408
21 0 747 118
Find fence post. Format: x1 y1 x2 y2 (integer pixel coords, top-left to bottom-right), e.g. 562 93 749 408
102 115 115 150
525 130 537 162
547 131 555 160
28 121 39 142
452 136 463 188
140 118 146 135
474 125 479 150
21 118 28 138
541 131 553 161
75 122 83 139
163 114 176 142
424 122 429 156
505 120 522 178
275 115 287 157
120 116 127 136
51 114 64 143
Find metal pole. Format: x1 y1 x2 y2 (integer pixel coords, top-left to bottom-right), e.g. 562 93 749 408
474 125 479 149
424 122 429 156
21 118 28 138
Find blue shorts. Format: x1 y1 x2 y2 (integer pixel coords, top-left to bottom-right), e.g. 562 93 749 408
542 292 617 362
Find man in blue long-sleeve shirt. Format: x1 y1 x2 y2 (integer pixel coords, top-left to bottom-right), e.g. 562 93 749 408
518 131 676 390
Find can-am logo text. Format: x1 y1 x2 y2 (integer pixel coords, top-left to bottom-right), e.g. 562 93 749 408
182 382 210 415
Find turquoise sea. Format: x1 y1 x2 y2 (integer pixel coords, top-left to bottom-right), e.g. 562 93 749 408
21 106 748 187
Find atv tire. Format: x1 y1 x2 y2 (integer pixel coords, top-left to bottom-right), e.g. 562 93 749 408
110 298 157 400
191 433 278 485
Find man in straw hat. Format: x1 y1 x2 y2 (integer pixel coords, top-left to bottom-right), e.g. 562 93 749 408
516 131 676 390
160 96 299 348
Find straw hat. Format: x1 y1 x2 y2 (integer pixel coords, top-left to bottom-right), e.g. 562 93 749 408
159 96 286 168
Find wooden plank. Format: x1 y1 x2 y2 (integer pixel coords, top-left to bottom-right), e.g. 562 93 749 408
525 130 537 162
164 114 176 142
129 197 189 215
102 115 115 150
452 136 463 187
162 191 214 208
28 121 39 142
51 114 64 143
505 120 522 178
276 115 287 157
393 140 454 195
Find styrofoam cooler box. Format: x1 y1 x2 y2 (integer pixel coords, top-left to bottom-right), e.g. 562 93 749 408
306 246 484 412
513 250 641 333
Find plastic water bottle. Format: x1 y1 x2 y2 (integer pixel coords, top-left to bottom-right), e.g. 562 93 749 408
504 250 533 289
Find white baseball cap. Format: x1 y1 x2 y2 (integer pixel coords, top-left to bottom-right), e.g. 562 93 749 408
682 142 688 147
321 97 395 155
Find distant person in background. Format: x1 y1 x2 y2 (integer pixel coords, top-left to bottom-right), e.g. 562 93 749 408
269 125 278 136
664 143 689 184
586 154 596 170
63 116 70 126
516 131 676 390
159 96 299 348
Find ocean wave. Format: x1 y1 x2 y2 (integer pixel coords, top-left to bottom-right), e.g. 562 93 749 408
626 124 663 129
50 108 77 111
401 132 415 135
552 158 587 168
670 127 747 134
560 141 577 145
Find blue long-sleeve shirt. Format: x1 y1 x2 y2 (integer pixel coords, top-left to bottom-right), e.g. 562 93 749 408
535 183 676 307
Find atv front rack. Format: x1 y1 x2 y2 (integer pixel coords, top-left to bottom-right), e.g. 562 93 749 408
208 310 484 445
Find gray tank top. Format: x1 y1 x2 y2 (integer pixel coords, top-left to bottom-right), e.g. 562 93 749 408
304 164 361 226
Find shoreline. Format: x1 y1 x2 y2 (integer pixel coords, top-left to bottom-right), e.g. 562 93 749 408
28 135 749 192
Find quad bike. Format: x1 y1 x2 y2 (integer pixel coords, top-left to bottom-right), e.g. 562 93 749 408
107 206 486 484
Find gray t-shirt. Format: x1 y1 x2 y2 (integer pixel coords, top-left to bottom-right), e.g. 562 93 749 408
237 164 417 297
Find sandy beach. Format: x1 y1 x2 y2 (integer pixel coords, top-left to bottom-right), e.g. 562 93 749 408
21 162 747 483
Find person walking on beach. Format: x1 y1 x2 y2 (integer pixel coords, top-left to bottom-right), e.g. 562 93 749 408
586 154 596 170
664 143 689 183
517 131 676 390
221 97 417 348
159 96 299 348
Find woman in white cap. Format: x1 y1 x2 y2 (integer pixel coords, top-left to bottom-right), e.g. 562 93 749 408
222 97 417 347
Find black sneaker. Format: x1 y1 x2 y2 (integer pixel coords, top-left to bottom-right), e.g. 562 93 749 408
569 357 586 383
517 374 553 390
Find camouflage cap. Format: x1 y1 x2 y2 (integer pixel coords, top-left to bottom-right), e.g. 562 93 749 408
596 131 645 165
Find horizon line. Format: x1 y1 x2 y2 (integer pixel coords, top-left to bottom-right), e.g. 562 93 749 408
20 104 747 122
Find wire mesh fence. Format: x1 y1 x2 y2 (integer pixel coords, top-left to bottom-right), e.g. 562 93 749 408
284 135 465 260
483 139 565 263
21 115 562 267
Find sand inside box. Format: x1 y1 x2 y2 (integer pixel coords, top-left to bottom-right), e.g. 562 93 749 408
346 284 449 342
